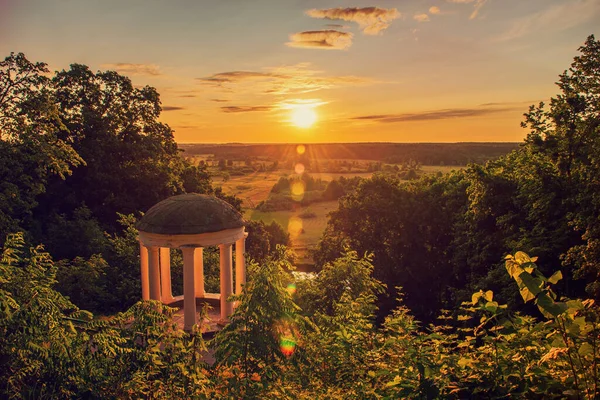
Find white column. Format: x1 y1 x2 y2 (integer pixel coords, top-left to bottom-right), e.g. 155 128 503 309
182 247 197 331
235 236 246 295
139 242 149 301
148 246 161 301
194 247 205 297
220 243 234 320
159 247 173 303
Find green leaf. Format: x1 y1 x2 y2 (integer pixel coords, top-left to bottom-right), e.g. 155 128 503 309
518 271 542 297
458 357 475 368
519 286 536 303
483 290 493 302
483 301 498 313
578 343 593 357
385 375 403 388
536 293 567 318
471 291 483 305
505 260 522 279
515 251 531 264
548 271 563 285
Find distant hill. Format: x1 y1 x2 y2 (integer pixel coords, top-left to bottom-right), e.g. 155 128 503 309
179 142 520 166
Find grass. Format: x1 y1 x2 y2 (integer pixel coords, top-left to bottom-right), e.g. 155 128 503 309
217 170 282 208
248 201 338 266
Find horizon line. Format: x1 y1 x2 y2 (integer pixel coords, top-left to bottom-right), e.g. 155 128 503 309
177 141 522 145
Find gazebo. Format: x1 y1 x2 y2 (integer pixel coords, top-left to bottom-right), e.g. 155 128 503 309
136 193 247 331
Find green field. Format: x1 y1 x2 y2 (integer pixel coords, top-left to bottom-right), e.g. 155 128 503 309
248 201 338 267
218 170 285 208
215 165 463 266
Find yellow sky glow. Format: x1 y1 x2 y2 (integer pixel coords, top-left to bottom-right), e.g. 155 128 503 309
2 0 598 143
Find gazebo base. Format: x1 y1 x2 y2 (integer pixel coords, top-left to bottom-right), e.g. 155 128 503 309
168 296 228 336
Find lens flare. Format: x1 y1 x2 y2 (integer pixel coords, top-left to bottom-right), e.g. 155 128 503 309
290 180 305 201
294 163 305 175
280 336 297 357
288 216 303 237
286 283 297 296
274 317 300 358
296 144 305 155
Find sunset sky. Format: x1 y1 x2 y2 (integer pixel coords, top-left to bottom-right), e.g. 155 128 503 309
1 0 598 143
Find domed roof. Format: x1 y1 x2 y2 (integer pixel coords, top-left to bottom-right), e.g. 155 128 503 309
136 194 244 235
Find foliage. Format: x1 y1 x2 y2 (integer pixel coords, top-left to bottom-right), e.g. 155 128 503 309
315 173 467 322
212 246 306 398
314 36 600 320
245 220 291 263
0 53 83 241
523 35 600 300
1 232 600 398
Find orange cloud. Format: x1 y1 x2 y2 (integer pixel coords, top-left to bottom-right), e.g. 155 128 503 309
429 6 441 15
413 13 430 22
306 7 400 35
221 106 273 113
197 63 378 96
353 106 518 123
162 106 185 111
101 63 161 76
286 30 353 50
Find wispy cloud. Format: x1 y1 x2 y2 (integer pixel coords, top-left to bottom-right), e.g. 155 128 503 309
198 71 286 85
173 125 197 129
306 7 400 35
162 106 185 111
286 30 353 50
211 98 230 103
276 99 328 110
102 63 162 76
413 13 430 22
353 106 516 123
197 63 378 95
495 0 600 42
325 23 349 29
479 100 541 107
446 0 488 20
429 6 441 15
221 106 273 113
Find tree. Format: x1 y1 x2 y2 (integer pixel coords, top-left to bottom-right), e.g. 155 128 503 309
0 53 83 241
523 35 600 300
212 248 305 397
29 63 215 257
245 220 290 263
315 174 466 322
0 52 82 178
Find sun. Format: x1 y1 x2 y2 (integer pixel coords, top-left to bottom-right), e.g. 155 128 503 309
290 107 317 128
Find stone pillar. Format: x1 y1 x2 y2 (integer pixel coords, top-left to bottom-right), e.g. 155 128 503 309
235 236 246 295
194 247 205 297
182 247 197 331
159 247 173 303
219 243 234 320
148 246 161 301
139 242 150 301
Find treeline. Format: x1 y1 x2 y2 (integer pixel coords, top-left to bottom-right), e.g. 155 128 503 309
180 142 519 166
257 174 362 212
314 35 600 324
0 53 287 314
